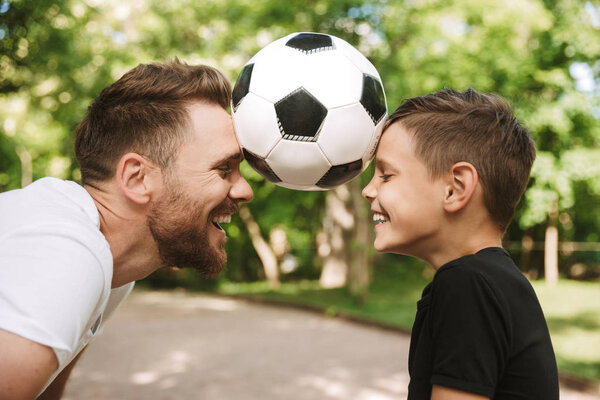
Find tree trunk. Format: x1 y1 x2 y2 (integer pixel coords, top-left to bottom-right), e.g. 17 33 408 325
16 146 32 188
519 234 535 278
239 205 280 289
347 178 372 303
318 180 373 300
318 184 354 288
544 198 559 286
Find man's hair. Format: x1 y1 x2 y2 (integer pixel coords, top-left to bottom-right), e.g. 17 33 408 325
74 59 231 184
385 88 536 232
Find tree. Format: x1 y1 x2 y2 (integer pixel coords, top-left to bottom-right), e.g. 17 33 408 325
2 0 599 288
370 0 600 281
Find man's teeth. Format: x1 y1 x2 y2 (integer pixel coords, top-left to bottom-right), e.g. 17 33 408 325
373 212 389 223
213 215 232 224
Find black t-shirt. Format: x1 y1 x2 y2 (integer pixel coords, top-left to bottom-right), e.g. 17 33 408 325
408 247 559 399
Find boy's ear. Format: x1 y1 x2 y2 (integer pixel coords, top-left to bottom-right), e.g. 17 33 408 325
115 153 161 205
443 162 478 213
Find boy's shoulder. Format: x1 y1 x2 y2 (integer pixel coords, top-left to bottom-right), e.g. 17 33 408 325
430 247 539 312
435 247 519 280
432 247 532 294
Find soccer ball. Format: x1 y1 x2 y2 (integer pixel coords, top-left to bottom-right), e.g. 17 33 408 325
231 32 387 191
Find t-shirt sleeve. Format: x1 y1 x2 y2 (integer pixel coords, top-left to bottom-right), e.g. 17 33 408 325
429 264 510 397
0 223 107 367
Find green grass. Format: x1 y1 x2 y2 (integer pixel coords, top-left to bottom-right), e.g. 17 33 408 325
531 280 600 382
219 257 429 331
219 263 600 383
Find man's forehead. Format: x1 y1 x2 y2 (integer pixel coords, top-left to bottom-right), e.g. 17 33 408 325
186 102 232 134
186 104 237 145
176 103 242 167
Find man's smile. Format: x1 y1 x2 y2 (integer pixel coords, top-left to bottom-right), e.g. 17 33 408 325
211 214 232 232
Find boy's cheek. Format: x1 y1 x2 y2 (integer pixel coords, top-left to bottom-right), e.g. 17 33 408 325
373 228 393 253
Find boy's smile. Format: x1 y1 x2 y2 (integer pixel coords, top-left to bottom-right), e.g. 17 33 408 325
362 122 446 257
372 211 390 227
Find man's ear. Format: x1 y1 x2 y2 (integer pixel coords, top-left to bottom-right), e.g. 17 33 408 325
443 162 478 213
115 153 160 205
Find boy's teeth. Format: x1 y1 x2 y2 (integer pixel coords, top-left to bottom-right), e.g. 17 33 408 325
372 212 388 223
213 215 232 224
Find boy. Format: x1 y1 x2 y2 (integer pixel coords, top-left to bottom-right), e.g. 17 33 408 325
362 89 559 399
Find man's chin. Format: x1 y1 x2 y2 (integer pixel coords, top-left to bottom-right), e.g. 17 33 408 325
159 241 227 277
196 254 227 277
194 242 227 277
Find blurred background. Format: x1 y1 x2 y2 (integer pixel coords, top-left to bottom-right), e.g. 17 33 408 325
1 0 599 389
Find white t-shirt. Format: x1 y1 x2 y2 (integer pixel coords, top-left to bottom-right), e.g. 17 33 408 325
0 177 133 392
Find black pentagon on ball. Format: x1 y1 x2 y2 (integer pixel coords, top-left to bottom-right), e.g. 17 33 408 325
285 33 334 54
360 74 386 124
242 148 282 183
232 63 254 111
317 159 363 189
275 87 328 142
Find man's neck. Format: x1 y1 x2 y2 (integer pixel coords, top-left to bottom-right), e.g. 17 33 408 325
85 184 162 288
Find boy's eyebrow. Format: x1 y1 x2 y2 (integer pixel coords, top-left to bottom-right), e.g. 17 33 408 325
374 157 396 171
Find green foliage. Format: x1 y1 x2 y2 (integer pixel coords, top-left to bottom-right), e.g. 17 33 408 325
1 0 599 278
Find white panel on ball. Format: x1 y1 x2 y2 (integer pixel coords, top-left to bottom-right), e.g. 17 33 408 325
362 116 386 164
249 46 306 103
301 51 363 109
332 36 380 79
267 140 331 187
317 103 375 166
233 93 281 158
246 33 295 65
276 182 324 191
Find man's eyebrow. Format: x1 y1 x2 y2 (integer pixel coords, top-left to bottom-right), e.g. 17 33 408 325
214 152 243 166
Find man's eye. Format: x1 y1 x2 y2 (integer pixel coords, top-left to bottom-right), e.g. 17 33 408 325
218 166 232 175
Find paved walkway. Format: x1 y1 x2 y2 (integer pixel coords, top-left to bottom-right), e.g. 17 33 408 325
64 290 599 400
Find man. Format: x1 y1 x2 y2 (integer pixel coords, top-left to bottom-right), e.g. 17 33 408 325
0 59 253 399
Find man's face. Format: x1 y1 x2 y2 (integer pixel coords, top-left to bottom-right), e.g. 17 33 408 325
148 102 253 276
362 123 446 257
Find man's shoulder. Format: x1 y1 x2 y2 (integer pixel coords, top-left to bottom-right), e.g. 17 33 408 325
0 177 111 274
0 177 100 234
2 177 93 210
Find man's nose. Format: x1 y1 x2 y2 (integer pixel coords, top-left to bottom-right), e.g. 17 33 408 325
231 175 253 203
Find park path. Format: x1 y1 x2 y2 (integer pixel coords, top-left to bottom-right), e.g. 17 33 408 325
64 290 598 400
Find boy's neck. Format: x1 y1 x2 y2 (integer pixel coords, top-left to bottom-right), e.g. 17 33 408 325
418 218 503 270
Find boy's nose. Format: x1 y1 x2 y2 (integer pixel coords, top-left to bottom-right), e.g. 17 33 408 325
362 179 376 202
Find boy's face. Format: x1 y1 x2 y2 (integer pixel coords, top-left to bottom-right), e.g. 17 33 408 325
362 122 446 256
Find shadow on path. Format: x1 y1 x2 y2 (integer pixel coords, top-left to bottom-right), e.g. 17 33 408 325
64 290 598 400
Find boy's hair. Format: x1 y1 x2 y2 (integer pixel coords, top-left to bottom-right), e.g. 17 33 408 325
74 59 231 185
385 88 535 232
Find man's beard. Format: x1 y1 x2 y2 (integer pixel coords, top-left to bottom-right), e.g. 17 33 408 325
148 181 236 277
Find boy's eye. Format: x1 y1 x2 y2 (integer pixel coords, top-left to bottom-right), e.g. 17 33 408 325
379 174 392 181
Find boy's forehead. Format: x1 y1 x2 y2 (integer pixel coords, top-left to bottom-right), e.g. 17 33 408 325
374 153 395 170
374 124 413 166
